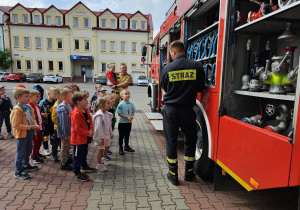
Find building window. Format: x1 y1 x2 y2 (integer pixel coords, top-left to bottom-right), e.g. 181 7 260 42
101 19 106 28
34 15 40 24
46 16 51 25
57 38 62 49
74 39 79 50
13 14 18 24
132 42 137 53
24 37 30 48
16 60 21 70
132 21 137 30
48 61 54 71
23 15 28 24
35 37 41 49
56 16 61 26
111 19 115 29
110 41 115 52
26 60 31 70
58 61 63 71
141 21 146 30
84 40 89 50
121 20 126 29
132 63 137 68
73 17 78 27
101 62 106 72
84 18 89 28
14 37 19 48
121 41 126 52
141 42 146 52
47 38 52 49
37 60 42 70
101 41 106 51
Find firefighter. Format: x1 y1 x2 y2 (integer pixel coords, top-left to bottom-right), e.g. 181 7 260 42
110 64 132 108
160 40 205 185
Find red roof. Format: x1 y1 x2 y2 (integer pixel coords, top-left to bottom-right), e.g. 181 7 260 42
0 6 12 14
1 3 153 30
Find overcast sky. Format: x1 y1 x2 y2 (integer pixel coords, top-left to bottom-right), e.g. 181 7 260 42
0 0 174 36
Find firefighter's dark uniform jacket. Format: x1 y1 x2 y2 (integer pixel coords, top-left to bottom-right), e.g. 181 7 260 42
160 54 205 165
160 54 205 107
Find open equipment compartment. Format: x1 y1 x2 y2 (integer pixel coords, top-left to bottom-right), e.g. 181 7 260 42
185 0 220 87
221 0 300 138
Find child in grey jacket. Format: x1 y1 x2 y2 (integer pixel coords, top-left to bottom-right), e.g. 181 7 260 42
56 88 73 171
93 96 113 172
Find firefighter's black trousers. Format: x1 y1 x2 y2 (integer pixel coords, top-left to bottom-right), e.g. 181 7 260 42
163 104 197 164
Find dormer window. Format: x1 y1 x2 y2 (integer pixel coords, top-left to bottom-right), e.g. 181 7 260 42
73 17 78 27
111 20 115 29
132 21 137 30
84 18 89 28
23 15 28 24
13 14 18 24
34 15 40 24
101 19 106 28
141 21 146 30
121 20 126 29
56 16 61 26
46 16 51 25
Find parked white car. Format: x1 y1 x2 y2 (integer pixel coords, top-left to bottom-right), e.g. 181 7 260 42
0 73 9 82
137 76 149 86
43 74 64 83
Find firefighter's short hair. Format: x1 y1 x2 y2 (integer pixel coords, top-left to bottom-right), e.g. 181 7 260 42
170 40 185 53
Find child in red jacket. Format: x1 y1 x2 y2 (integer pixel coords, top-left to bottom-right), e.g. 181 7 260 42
70 92 95 181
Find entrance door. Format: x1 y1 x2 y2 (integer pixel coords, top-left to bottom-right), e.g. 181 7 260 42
81 65 93 82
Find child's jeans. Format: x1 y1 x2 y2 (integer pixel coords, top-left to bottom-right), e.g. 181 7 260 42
31 130 43 159
61 138 71 165
52 130 61 159
118 123 132 148
73 144 88 176
0 111 11 134
15 133 33 171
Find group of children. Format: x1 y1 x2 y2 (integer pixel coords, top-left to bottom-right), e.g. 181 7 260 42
1 82 136 181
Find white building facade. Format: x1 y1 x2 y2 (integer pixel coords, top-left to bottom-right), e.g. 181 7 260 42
1 2 153 83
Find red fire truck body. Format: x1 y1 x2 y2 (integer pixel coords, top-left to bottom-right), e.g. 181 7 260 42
146 0 300 191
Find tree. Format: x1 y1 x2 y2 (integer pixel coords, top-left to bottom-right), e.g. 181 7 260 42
0 49 13 71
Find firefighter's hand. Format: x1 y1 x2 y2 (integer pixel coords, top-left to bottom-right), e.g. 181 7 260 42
42 113 49 118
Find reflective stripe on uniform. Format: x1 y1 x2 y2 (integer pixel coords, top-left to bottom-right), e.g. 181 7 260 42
167 157 178 164
184 156 195 161
188 168 193 172
169 171 176 175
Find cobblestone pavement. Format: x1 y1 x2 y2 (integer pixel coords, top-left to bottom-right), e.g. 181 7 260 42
0 83 298 209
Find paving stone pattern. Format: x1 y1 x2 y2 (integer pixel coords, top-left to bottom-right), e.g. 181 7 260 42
0 85 298 210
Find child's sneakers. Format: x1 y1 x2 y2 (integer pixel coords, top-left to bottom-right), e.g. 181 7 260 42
106 155 111 160
0 135 4 140
75 172 89 181
31 156 44 164
96 164 107 172
81 165 96 173
124 146 135 152
101 157 111 166
107 150 112 155
14 170 30 180
61 163 73 171
23 164 39 172
44 150 51 156
37 153 47 159
53 156 61 163
7 133 14 139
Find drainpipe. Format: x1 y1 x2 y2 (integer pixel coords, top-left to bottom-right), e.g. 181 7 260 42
8 23 13 72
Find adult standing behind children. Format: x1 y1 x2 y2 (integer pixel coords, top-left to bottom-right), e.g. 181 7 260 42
56 88 73 171
110 64 132 108
0 85 14 139
11 88 39 180
70 91 96 181
117 89 136 155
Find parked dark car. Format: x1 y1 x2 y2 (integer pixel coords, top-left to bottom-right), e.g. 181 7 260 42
27 73 44 83
96 76 107 85
7 73 27 82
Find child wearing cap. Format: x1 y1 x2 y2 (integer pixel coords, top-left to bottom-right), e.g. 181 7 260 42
0 85 14 139
91 88 107 113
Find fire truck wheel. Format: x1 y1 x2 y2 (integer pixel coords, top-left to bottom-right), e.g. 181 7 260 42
193 105 214 179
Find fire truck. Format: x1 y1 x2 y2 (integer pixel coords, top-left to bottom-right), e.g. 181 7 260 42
142 0 300 192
